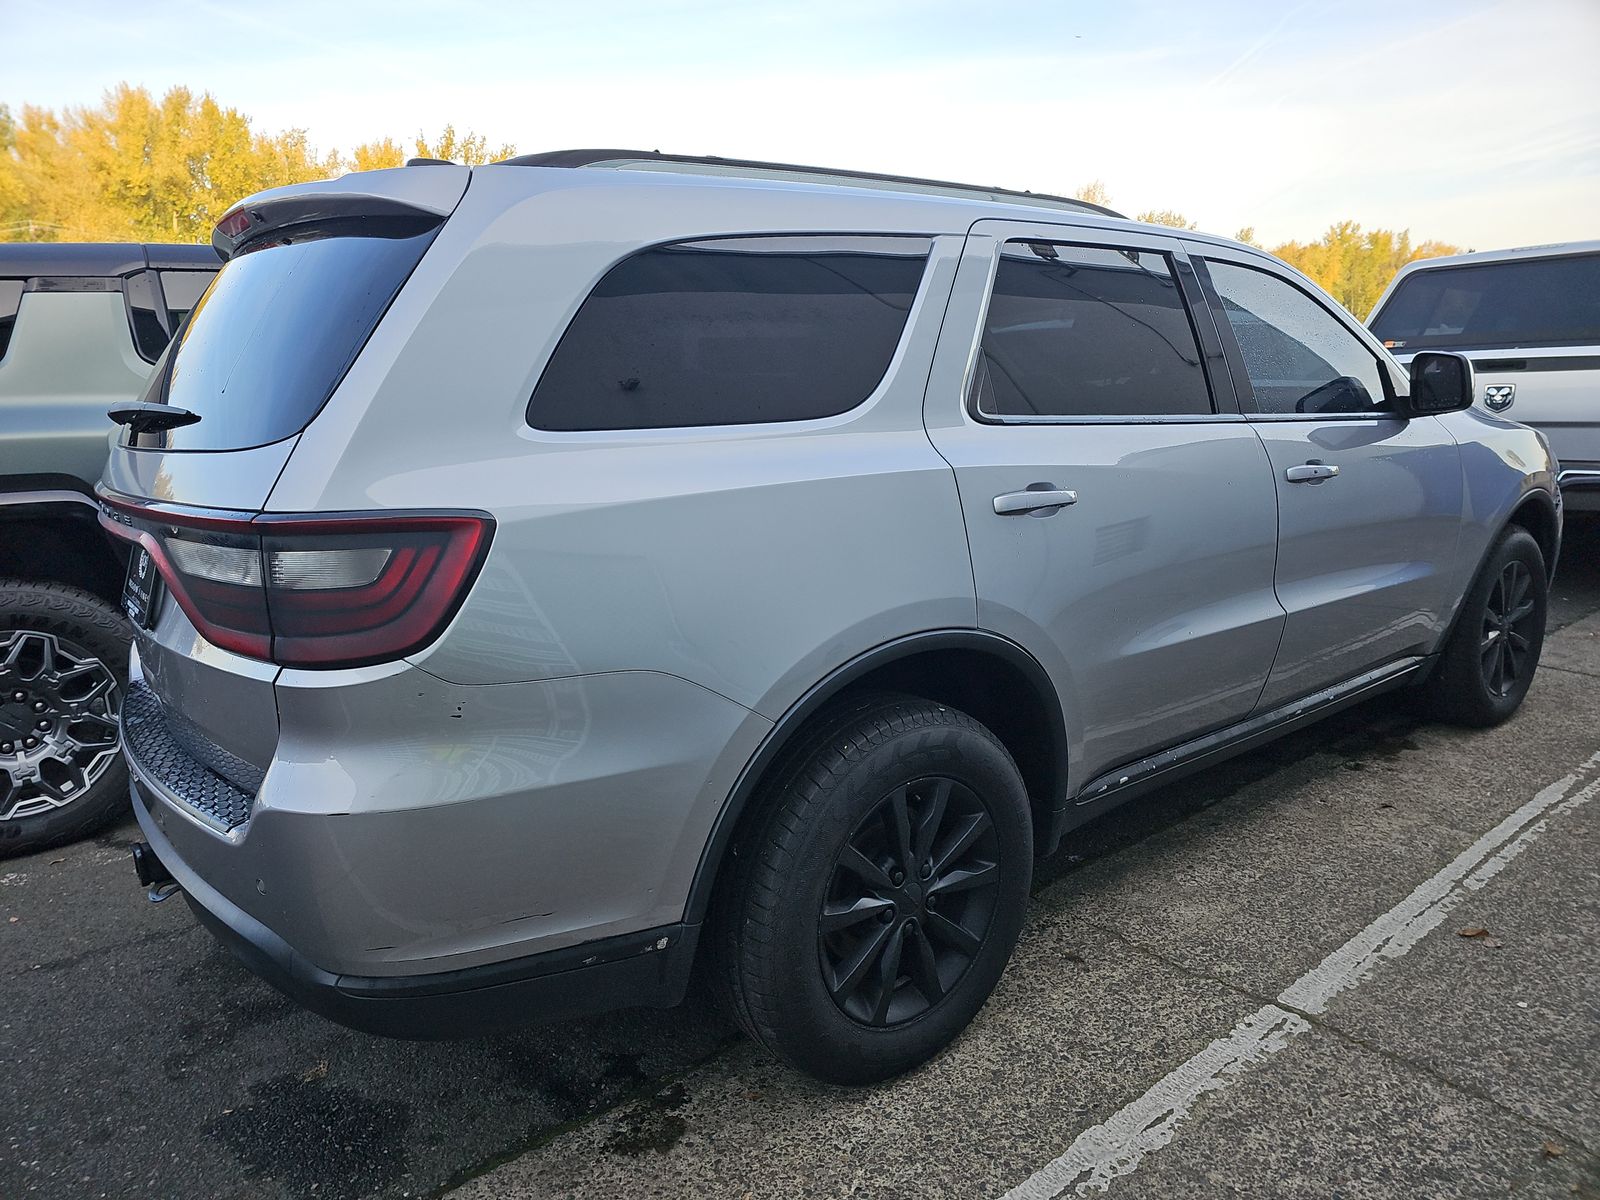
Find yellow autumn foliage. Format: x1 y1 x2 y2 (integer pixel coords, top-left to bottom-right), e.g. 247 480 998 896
0 85 514 244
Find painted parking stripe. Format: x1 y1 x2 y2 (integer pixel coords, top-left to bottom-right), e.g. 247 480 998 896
1001 749 1600 1200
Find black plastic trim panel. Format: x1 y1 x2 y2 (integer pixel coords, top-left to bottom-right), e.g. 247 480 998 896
1058 656 1431 836
123 681 256 831
682 629 1069 922
131 781 698 1038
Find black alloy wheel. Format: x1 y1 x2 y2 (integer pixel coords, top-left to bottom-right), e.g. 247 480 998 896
0 629 122 820
1480 558 1537 699
1415 525 1547 728
820 776 1001 1027
713 693 1033 1085
0 582 131 858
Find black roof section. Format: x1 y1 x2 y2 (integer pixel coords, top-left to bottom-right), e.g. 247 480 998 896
0 243 221 278
495 149 1125 219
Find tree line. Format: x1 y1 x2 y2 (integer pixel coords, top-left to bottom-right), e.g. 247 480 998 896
1075 181 1461 318
2 85 1459 318
0 84 511 248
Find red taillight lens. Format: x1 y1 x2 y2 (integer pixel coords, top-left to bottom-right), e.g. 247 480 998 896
161 529 272 658
99 501 493 669
259 516 489 667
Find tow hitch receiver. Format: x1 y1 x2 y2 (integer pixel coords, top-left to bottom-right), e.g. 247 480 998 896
131 841 180 902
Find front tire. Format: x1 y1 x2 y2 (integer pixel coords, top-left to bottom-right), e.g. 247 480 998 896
1417 526 1547 727
712 694 1032 1085
0 582 129 859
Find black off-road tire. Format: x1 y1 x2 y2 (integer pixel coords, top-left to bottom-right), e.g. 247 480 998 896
0 581 130 858
1416 526 1547 728
710 693 1032 1085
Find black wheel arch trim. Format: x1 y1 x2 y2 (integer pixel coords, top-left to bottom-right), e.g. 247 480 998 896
682 629 1068 924
1425 487 1559 682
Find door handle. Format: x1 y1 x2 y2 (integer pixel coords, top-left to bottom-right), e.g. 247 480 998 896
993 486 1079 516
1284 463 1340 483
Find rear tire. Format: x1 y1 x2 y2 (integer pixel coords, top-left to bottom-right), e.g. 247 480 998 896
1416 527 1547 727
711 693 1032 1085
0 581 129 859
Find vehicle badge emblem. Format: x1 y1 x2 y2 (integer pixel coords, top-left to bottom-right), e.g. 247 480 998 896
1483 384 1515 412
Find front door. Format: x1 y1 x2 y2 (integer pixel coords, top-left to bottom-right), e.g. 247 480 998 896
924 222 1285 788
1195 251 1464 709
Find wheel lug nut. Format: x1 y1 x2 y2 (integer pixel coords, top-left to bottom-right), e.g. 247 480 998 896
879 909 893 924
0 742 11 753
24 737 37 748
891 870 904 885
920 860 932 879
36 719 50 730
32 700 46 711
11 691 24 702
927 895 938 909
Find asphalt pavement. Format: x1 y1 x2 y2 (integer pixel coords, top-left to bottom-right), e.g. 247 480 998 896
4 517 1598 1200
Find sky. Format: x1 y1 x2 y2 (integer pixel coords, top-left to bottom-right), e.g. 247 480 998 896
4 0 1598 250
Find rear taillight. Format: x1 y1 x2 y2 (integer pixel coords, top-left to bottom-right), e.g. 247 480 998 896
99 500 493 669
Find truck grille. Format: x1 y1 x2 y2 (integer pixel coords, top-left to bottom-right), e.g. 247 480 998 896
121 680 257 831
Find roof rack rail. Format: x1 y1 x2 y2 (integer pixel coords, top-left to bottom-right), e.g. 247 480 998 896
493 148 1124 219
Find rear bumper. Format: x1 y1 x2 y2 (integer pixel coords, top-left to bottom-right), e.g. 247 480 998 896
1558 464 1600 512
132 778 699 1037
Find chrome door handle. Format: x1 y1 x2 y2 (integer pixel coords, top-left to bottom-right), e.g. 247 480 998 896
1285 463 1340 483
993 486 1079 516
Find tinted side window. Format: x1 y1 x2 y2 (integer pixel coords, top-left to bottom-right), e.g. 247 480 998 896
159 270 215 329
0 280 20 362
124 271 169 362
1206 260 1388 416
527 236 928 431
1370 253 1600 351
974 243 1211 418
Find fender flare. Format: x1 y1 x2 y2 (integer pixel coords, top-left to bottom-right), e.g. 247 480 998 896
1428 486 1560 671
681 628 1067 924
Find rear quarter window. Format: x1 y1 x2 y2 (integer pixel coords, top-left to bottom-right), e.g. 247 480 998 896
1371 252 1600 351
0 279 21 362
159 270 216 329
527 235 931 431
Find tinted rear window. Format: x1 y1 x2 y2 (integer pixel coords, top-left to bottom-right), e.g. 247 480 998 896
141 222 437 450
1370 253 1600 351
527 236 929 431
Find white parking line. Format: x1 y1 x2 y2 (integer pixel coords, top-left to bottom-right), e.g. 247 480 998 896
1001 749 1600 1200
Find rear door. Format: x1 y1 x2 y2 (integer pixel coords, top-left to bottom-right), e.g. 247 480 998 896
1195 248 1464 709
924 221 1284 789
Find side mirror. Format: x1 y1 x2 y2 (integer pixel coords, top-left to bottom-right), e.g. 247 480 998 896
1403 351 1475 416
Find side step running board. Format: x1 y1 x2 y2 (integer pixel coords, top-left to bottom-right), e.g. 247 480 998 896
1063 656 1430 829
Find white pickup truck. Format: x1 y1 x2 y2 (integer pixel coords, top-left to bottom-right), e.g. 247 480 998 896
1370 240 1599 512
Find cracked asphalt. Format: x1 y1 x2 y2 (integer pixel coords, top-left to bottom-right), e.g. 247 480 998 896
3 517 1598 1200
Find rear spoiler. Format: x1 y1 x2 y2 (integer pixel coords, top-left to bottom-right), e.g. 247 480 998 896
211 164 471 259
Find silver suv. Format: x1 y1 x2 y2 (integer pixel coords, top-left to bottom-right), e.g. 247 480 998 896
102 151 1561 1085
